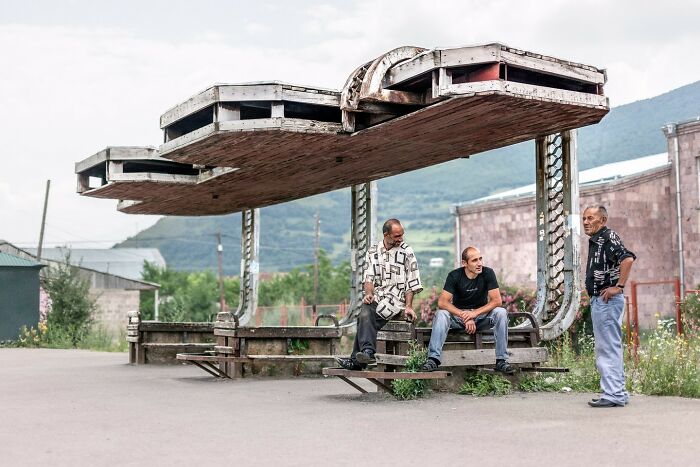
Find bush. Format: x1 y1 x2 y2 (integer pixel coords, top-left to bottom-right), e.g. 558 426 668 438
681 292 700 338
392 342 430 400
43 259 96 346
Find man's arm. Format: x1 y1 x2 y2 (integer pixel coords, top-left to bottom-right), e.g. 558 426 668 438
404 291 416 322
437 290 461 317
463 289 503 321
601 256 634 302
363 282 375 304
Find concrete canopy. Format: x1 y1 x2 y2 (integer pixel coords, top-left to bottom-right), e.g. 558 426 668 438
76 43 609 216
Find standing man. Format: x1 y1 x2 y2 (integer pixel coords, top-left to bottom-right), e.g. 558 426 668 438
335 218 423 370
421 246 514 374
583 205 635 408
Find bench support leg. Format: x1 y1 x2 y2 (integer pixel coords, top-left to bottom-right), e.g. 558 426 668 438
191 361 229 378
367 378 393 393
337 376 368 394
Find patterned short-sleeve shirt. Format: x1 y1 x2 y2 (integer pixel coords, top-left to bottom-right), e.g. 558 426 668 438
362 242 423 318
585 226 636 297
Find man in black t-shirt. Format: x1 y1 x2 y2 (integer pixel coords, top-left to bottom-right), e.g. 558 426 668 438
421 246 514 374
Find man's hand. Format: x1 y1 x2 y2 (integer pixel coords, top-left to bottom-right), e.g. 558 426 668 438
363 293 374 304
601 286 622 303
464 319 476 334
461 310 478 321
404 307 416 323
459 311 477 333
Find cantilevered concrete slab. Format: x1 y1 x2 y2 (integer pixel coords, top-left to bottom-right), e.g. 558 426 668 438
77 43 609 216
76 146 238 212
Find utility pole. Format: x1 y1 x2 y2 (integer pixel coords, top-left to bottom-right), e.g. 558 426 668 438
216 231 226 313
312 210 321 316
37 180 51 261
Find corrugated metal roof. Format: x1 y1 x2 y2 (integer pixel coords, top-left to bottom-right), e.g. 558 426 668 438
0 252 43 268
460 153 670 205
24 248 166 281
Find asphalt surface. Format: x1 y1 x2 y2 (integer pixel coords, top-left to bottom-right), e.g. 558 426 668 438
0 348 697 466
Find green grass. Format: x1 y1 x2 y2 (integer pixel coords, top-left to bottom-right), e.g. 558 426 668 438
10 324 128 353
513 325 700 398
459 372 513 396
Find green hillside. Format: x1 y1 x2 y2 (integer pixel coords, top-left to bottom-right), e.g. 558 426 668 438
117 80 700 274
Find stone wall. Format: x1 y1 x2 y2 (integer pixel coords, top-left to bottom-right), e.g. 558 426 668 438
456 165 679 328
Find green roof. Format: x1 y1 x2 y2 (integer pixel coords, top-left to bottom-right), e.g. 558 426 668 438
0 252 44 268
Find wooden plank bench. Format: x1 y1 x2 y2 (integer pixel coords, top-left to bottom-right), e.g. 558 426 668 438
322 367 451 394
178 352 342 378
179 312 344 378
375 313 553 389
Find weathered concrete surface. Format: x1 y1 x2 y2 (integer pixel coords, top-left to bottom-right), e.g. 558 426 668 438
0 348 697 466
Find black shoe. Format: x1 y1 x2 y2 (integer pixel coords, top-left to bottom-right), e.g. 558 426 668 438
335 356 363 371
355 350 376 365
421 358 439 372
495 360 515 375
588 398 622 408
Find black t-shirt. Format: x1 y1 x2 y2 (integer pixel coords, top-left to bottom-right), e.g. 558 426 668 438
443 266 499 310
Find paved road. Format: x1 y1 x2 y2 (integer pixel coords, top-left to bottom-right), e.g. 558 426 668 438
0 348 697 466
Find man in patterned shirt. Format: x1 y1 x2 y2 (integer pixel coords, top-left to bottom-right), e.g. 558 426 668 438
583 205 636 408
335 218 423 370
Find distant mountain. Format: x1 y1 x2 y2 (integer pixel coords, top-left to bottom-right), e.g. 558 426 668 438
117 80 700 275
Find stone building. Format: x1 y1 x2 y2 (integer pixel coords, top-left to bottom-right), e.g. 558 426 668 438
453 118 700 328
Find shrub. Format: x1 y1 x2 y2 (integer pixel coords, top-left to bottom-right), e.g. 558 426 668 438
500 285 537 314
392 342 430 400
681 292 700 338
43 259 96 347
418 286 439 324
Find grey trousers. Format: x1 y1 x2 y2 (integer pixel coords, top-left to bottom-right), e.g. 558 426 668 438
591 294 629 405
351 303 388 360
428 307 509 363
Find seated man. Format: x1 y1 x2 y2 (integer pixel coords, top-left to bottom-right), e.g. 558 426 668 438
421 246 514 374
336 218 423 370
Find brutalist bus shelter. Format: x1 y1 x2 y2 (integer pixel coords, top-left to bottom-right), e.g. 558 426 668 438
76 43 608 344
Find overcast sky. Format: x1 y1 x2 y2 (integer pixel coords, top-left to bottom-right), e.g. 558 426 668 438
2 0 699 249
